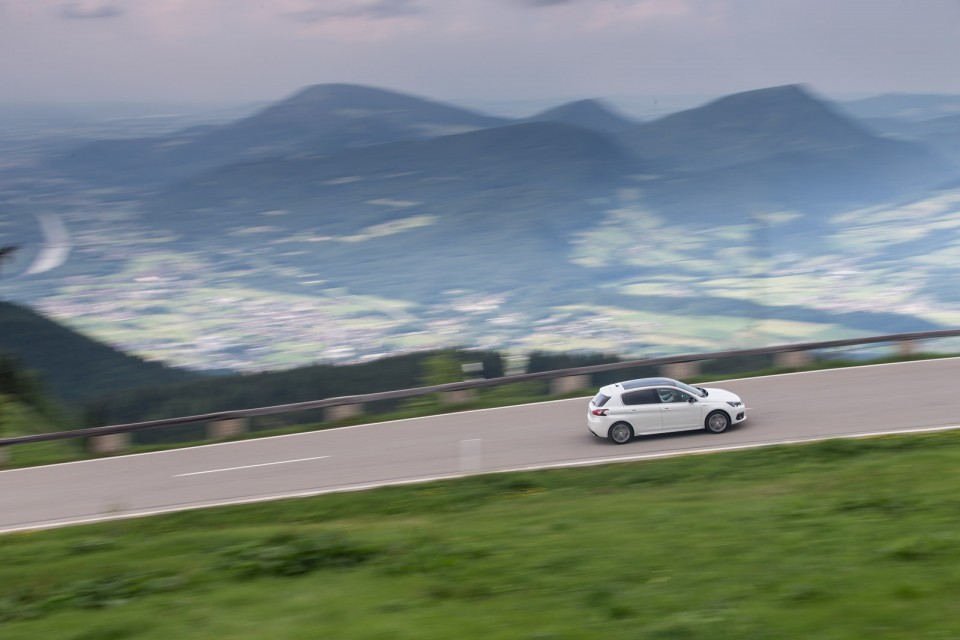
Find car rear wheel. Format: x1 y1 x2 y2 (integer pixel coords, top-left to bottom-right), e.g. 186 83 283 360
609 422 633 444
705 411 730 434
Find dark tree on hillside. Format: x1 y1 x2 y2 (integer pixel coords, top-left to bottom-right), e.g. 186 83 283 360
0 245 18 279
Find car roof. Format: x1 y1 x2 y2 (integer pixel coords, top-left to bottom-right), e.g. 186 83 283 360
618 377 681 390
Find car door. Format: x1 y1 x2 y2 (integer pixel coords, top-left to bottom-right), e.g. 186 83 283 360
619 389 663 433
656 387 703 431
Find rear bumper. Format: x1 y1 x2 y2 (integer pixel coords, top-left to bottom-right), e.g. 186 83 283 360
587 417 607 439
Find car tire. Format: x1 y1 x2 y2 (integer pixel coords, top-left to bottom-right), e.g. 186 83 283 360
705 411 730 434
609 422 633 445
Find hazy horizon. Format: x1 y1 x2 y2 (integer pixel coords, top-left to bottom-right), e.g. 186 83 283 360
2 0 959 107
1 84 956 125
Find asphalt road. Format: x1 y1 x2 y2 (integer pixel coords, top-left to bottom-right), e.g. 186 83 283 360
2 359 959 533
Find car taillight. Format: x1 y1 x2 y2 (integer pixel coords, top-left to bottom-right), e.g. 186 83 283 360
591 408 608 416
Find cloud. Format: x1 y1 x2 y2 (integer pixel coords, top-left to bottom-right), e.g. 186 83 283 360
282 0 424 23
508 0 702 27
58 1 123 19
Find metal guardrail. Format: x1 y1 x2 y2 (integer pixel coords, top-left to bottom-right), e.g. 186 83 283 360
2 329 959 448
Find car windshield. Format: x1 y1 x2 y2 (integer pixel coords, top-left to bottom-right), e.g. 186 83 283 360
675 381 707 397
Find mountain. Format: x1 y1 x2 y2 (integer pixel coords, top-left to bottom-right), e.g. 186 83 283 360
135 86 959 300
48 84 512 186
525 99 637 133
141 121 639 300
146 120 637 235
624 85 934 170
841 93 960 121
860 113 960 168
8 83 960 371
0 301 198 404
636 137 955 229
617 85 955 217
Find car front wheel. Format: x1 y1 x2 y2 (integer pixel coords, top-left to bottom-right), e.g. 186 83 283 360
609 422 634 444
705 411 730 434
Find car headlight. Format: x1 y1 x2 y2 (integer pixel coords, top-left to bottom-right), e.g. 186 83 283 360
727 401 742 407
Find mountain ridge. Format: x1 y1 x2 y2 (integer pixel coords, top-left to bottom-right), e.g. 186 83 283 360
48 83 513 185
623 84 888 171
525 98 637 133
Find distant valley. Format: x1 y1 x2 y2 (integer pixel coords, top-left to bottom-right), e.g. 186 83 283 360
2 83 960 371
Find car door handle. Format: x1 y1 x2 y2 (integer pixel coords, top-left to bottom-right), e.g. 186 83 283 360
662 407 671 411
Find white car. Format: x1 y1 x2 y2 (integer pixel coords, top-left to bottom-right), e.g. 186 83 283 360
587 377 746 444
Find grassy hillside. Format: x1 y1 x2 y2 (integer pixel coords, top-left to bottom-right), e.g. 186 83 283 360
2 432 959 638
0 352 77 460
0 302 197 404
0 394 59 437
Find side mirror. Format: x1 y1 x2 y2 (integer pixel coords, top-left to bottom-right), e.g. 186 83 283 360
688 396 697 403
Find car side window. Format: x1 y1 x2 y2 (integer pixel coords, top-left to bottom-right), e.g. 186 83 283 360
657 388 692 404
622 389 659 405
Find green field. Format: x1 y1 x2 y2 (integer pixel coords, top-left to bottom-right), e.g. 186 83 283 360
3 432 960 639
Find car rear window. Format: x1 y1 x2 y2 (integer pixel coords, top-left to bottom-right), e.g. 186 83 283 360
591 393 611 407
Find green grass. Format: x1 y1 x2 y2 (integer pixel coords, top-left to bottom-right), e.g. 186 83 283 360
0 396 80 467
4 432 960 638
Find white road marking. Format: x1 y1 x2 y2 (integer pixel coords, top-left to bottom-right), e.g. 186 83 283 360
460 438 482 473
173 456 330 477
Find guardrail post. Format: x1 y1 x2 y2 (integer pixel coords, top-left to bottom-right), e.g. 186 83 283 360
86 433 131 455
897 339 916 357
550 374 591 395
325 403 364 423
207 418 249 440
0 446 9 467
660 361 700 380
774 350 812 369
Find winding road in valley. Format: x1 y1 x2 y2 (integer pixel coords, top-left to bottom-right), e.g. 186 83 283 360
2 358 958 533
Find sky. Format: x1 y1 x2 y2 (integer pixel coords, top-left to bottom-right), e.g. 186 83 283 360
1 0 960 109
